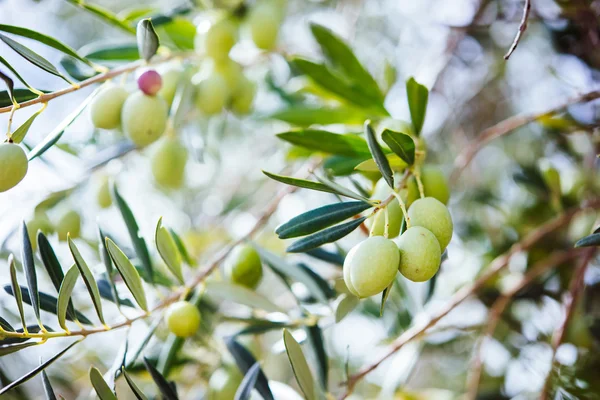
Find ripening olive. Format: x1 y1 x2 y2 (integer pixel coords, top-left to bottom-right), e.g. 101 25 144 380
224 244 263 289
158 66 183 106
56 210 81 241
121 91 168 147
195 73 229 115
137 69 163 96
204 18 238 61
208 366 243 400
89 84 129 130
248 1 282 50
365 178 416 238
165 301 201 338
407 166 450 205
96 175 112 209
151 136 188 189
407 197 453 250
0 143 28 192
213 58 244 94
27 213 53 251
343 236 399 298
395 226 441 282
231 75 256 115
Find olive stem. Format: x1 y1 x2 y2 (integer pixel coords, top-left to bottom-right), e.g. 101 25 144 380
368 210 382 237
391 191 410 228
413 167 425 199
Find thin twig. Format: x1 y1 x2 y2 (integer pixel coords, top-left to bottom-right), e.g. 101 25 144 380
504 0 532 60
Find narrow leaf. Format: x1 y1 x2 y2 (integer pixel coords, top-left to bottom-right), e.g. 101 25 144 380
268 105 366 127
263 170 340 196
143 357 178 400
306 325 328 390
122 368 148 400
0 341 39 356
283 329 316 400
68 238 105 325
90 367 117 400
98 226 122 309
137 19 159 62
81 42 139 62
575 233 600 248
97 279 135 308
276 130 371 158
380 282 394 316
11 105 45 143
169 228 196 266
297 264 335 299
306 248 345 266
381 129 415 165
286 217 366 253
41 367 57 400
205 281 282 312
0 69 14 103
234 363 261 400
38 232 65 293
226 338 274 400
314 175 370 202
126 318 161 368
156 333 184 376
0 88 39 108
9 254 27 330
365 122 393 188
335 294 359 323
105 238 148 311
20 222 40 323
65 0 136 34
0 55 38 94
406 77 429 135
155 218 183 283
57 265 80 331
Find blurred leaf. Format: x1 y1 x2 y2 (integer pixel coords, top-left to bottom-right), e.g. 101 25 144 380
268 106 366 126
41 367 57 400
276 201 371 239
277 130 370 158
286 217 366 253
335 294 359 322
20 222 41 324
0 55 38 94
0 342 40 356
97 279 135 308
137 19 159 62
11 105 45 143
156 333 183 376
263 170 352 198
0 316 14 331
0 33 70 83
575 233 600 248
323 156 368 176
160 18 195 50
306 324 328 389
0 88 39 107
57 265 80 331
126 318 161 368
315 175 370 202
28 87 100 160
0 69 14 103
380 282 393 316
297 264 335 299
235 363 261 400
155 218 184 284
306 248 344 266
60 56 98 81
381 129 415 165
38 233 65 294
0 339 81 396
90 367 117 400
121 368 148 400
143 357 178 400
105 238 148 311
34 188 74 213
68 238 105 325
365 122 393 188
169 228 196 267
283 329 317 400
226 337 274 400
0 24 92 66
406 77 428 135
65 0 136 34
111 184 153 282
118 7 155 22
235 319 289 336
81 42 139 62
9 254 27 330
205 281 283 312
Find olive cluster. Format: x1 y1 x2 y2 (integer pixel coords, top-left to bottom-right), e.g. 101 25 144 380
26 209 82 250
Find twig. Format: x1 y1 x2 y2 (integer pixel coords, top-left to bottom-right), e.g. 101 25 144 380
466 248 583 400
450 90 600 183
339 199 600 399
504 0 532 60
539 247 596 400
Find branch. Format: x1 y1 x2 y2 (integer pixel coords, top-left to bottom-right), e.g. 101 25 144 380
339 199 600 399
450 90 600 183
504 0 531 60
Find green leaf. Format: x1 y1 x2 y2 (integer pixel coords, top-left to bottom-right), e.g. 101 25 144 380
314 175 370 203
57 265 80 331
90 367 117 400
121 368 148 400
310 24 383 101
365 122 393 188
111 184 153 282
0 88 39 108
137 19 159 62
286 217 366 253
575 233 600 248
28 87 100 160
155 218 183 284
268 105 366 126
226 338 274 400
0 24 92 66
0 55 38 94
65 0 136 34
323 156 369 176
126 318 161 368
380 281 393 316
11 105 45 143
169 228 196 267
81 42 139 62
0 69 15 103
406 77 428 135
277 130 370 158
276 201 372 239
156 333 184 376
118 7 156 22
41 367 57 400
306 325 328 390
143 357 179 400
0 316 15 332
160 18 196 50
283 329 316 400
205 281 283 312
335 294 359 322
97 227 122 310
0 33 70 83
20 222 41 324
0 340 81 395
235 363 261 400
354 154 408 173
68 238 105 325
38 233 66 294
105 238 148 311
60 56 97 81
8 254 27 330
98 278 135 308
0 342 40 356
381 129 415 165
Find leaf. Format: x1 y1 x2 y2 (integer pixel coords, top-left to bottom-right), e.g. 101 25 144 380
90 367 117 400
65 0 136 34
41 368 57 400
0 88 39 107
268 106 366 126
137 19 159 62
105 238 148 311
205 281 283 312
354 153 408 172
126 318 161 368
11 105 45 143
0 342 40 356
310 24 383 101
283 329 316 400
277 130 370 158
234 363 261 400
38 233 65 294
406 77 428 135
314 174 370 203
28 87 100 160
57 265 80 331
97 279 135 308
365 122 393 188
263 171 344 196
306 325 328 390
0 69 15 103
169 228 196 267
297 264 335 299
155 218 183 283
0 55 38 94
323 155 369 176
97 226 122 309
20 222 40 324
0 33 70 83
286 217 366 253
226 337 274 400
380 282 394 317
0 339 81 396
156 333 184 376
0 24 92 66
575 233 600 248
143 357 178 400
111 184 153 282
306 248 345 266
60 56 97 81
81 42 139 62
122 368 148 400
160 18 196 50
276 201 371 239
335 294 359 322
0 316 14 332
8 254 27 330
381 129 415 165
68 238 105 325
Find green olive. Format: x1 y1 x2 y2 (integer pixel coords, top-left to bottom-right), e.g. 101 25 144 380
343 236 399 298
56 210 81 241
165 301 201 338
408 166 450 205
230 75 256 115
407 197 453 250
224 244 263 289
96 175 112 209
208 366 243 400
0 143 28 192
366 178 415 238
89 84 129 130
121 91 168 147
151 136 188 189
158 66 183 107
26 213 53 251
395 226 441 282
213 58 244 94
248 2 282 50
204 18 238 62
195 73 229 115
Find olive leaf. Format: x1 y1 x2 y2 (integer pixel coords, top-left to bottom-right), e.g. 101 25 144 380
234 363 261 400
143 357 179 400
105 238 148 311
226 337 274 400
306 324 328 389
205 281 283 312
286 217 366 253
8 254 27 330
365 121 393 188
57 265 80 331
335 294 359 322
575 233 600 248
10 104 45 143
0 55 38 95
381 129 415 165
283 329 317 400
20 222 41 324
380 282 394 317
406 77 429 135
41 366 57 400
122 368 148 400
65 0 136 34
68 238 105 325
89 367 117 400
276 130 371 158
0 88 39 108
137 18 159 61
0 69 15 103
155 218 184 283
0 341 40 356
